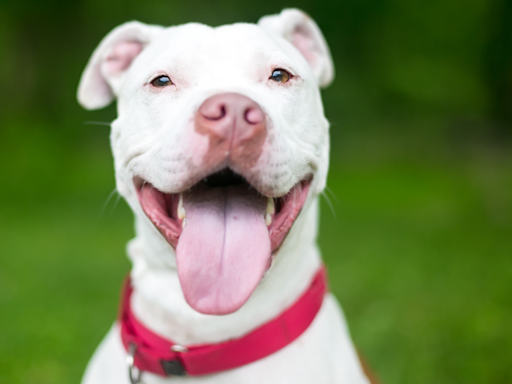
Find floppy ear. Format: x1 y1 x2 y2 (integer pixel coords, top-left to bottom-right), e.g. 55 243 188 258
258 9 334 88
77 21 164 110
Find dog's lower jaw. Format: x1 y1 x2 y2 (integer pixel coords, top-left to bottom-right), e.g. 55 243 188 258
126 197 322 346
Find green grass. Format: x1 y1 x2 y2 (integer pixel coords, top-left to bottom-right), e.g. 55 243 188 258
321 144 512 384
0 132 511 384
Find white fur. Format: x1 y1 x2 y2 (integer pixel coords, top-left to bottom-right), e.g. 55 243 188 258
78 8 369 384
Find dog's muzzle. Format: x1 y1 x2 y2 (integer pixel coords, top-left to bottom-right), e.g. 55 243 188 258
135 93 312 316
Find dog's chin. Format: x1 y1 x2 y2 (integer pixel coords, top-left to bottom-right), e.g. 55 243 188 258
134 168 311 316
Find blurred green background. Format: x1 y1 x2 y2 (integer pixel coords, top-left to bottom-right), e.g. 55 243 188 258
1 0 511 383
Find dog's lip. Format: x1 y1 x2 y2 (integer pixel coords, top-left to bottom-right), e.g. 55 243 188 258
133 171 312 253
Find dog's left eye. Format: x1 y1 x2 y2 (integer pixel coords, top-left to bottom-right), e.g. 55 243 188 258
150 75 173 87
270 69 291 83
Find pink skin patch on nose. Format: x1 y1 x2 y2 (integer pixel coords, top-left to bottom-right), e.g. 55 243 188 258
245 108 263 124
194 93 268 171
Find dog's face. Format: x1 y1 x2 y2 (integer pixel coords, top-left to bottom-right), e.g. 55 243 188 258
78 9 334 316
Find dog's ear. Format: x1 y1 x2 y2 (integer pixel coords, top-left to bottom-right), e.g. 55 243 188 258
77 21 164 110
258 9 334 88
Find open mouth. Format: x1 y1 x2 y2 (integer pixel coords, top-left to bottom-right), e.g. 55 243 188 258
135 168 311 315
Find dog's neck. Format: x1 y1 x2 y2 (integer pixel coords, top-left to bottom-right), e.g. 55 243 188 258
127 198 322 346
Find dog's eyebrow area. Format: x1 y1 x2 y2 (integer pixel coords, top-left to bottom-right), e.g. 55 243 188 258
130 24 308 94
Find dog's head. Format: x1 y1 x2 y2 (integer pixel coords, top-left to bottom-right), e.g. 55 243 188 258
78 9 334 316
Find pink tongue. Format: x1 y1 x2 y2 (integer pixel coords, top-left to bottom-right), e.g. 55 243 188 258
176 185 271 315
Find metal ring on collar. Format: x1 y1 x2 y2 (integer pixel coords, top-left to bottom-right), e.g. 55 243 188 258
127 342 143 384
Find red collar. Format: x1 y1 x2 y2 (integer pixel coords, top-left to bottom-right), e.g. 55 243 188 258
119 266 327 377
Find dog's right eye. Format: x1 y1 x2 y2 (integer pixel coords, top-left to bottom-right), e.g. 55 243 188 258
150 75 173 87
270 69 291 83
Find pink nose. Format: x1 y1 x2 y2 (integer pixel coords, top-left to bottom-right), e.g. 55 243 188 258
195 93 267 169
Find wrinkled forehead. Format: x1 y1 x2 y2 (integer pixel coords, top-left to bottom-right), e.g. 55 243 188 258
137 23 302 82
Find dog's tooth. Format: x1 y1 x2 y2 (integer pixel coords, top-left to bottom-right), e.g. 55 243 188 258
178 193 186 220
182 218 187 228
265 212 272 226
265 198 274 226
266 197 275 215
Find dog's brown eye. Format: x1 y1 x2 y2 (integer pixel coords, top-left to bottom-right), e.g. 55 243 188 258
270 69 291 83
151 75 172 87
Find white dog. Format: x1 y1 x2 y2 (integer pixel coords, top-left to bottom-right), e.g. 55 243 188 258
78 8 374 384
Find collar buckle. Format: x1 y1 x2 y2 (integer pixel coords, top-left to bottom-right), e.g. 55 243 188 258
161 359 188 376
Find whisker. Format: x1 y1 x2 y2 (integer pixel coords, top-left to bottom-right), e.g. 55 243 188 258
99 188 118 218
139 180 148 194
321 191 336 219
110 193 122 216
324 186 339 206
